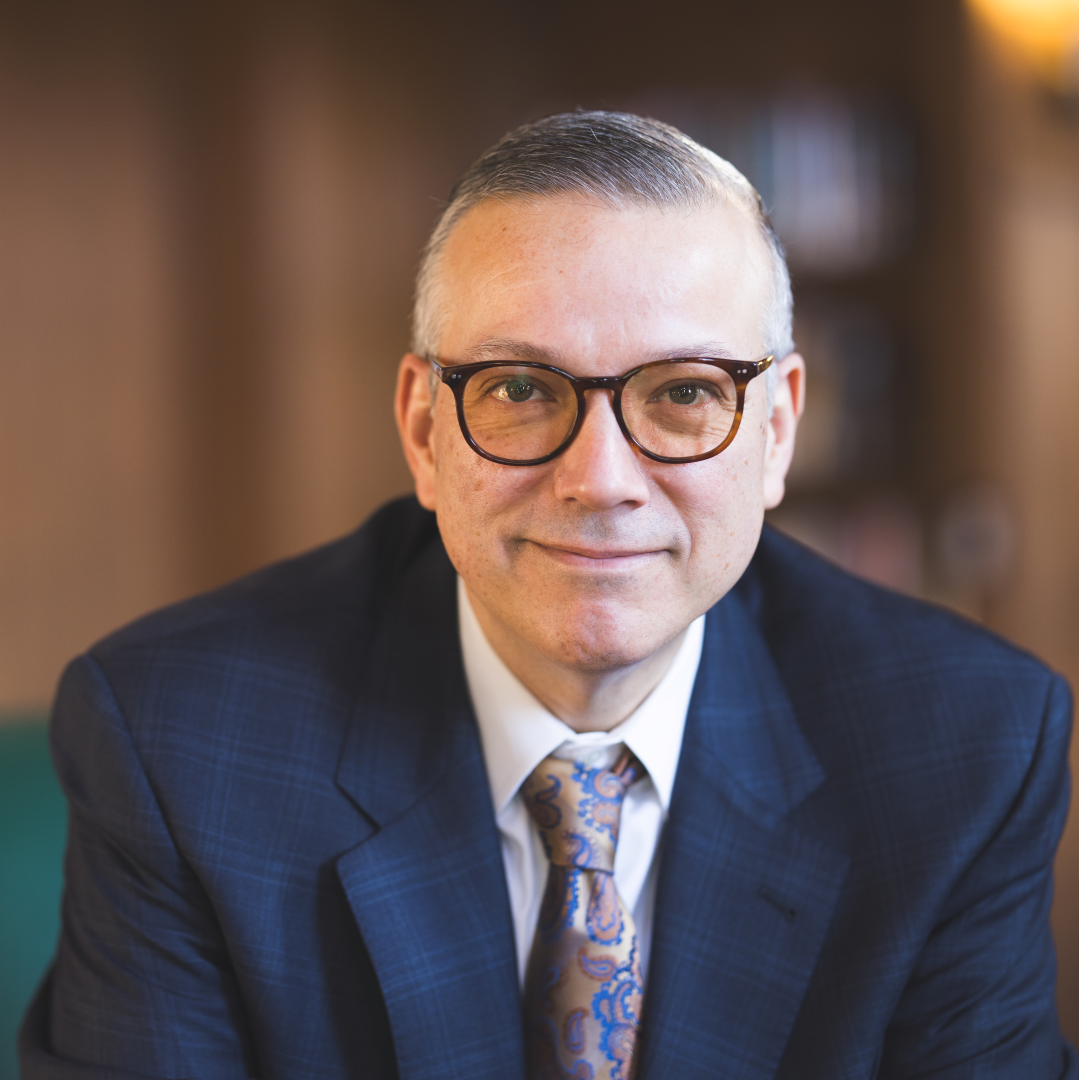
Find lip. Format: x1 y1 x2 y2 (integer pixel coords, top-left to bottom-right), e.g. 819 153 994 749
528 541 665 566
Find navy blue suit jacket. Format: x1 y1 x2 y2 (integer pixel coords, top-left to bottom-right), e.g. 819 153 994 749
20 497 1078 1078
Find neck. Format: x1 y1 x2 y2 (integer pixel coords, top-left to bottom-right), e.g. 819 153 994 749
465 585 687 733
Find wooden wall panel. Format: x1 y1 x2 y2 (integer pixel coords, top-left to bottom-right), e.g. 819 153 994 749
0 52 185 711
965 16 1079 1038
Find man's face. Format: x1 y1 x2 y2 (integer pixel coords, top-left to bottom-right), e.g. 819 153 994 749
397 195 801 673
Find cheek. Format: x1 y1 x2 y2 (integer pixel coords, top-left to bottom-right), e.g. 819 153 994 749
655 439 768 566
663 446 765 521
430 415 543 567
433 418 529 512
432 422 491 543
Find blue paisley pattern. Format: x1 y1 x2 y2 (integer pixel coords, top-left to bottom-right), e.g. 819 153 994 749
521 749 644 1080
564 1009 586 1055
531 774 564 831
530 1016 595 1080
585 873 624 945
573 762 628 842
537 866 580 945
591 946 643 1080
563 831 596 869
577 949 618 982
538 962 563 1013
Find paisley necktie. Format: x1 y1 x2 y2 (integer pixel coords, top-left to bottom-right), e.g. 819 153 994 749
521 748 644 1080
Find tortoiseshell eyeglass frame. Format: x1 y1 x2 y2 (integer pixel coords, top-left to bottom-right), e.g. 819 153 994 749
429 354 774 466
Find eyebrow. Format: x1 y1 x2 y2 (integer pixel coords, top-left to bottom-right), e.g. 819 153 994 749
460 338 742 365
462 339 559 364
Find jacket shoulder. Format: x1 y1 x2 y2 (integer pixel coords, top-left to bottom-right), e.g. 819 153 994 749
743 524 1069 784
54 497 444 757
748 523 1056 686
745 525 1072 899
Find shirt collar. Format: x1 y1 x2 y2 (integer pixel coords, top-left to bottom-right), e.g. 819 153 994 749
458 576 704 816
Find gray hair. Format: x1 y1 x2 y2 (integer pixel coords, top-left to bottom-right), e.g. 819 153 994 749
412 110 794 400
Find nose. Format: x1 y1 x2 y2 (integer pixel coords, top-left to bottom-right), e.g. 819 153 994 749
552 390 650 509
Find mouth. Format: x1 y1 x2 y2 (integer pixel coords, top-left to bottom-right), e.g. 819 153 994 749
526 540 667 567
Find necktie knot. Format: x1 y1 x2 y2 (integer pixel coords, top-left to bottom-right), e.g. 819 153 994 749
521 750 642 873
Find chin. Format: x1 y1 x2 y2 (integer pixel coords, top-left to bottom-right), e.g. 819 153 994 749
530 596 681 672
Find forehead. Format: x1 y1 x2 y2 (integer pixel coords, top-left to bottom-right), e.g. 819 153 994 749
436 194 772 367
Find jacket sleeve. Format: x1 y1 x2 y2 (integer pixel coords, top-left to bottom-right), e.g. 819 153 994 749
18 654 257 1080
880 673 1078 1079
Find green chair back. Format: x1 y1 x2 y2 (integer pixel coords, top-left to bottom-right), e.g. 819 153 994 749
0 718 66 1080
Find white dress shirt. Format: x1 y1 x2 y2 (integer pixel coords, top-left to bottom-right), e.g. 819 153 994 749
457 576 705 988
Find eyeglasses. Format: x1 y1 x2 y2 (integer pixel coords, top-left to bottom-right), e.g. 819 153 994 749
430 354 774 466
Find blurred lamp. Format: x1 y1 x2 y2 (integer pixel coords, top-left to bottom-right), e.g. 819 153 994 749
967 0 1079 91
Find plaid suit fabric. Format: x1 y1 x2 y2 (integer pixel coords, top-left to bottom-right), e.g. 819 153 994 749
19 497 1078 1080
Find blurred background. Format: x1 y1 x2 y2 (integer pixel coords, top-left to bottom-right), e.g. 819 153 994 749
1 0 1078 1071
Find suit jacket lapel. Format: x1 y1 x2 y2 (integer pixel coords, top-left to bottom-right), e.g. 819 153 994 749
640 582 850 1080
334 538 525 1080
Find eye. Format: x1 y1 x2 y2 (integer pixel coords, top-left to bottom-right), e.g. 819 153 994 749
656 380 722 407
666 384 704 405
492 379 537 403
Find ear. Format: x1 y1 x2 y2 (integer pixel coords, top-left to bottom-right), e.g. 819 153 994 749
762 352 805 510
394 353 439 510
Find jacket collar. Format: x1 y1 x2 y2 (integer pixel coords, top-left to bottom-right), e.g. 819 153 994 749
639 577 849 1080
334 536 525 1080
683 572 827 818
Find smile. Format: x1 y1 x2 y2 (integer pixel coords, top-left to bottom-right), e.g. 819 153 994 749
528 541 666 567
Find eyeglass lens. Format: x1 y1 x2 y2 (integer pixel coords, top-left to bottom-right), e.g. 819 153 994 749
460 362 739 462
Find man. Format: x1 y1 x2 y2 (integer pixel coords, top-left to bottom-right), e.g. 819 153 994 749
21 112 1076 1079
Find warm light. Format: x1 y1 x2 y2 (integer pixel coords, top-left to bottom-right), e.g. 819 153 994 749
968 0 1079 89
